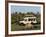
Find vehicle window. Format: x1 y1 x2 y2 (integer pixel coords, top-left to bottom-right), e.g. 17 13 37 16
28 19 33 21
24 19 27 21
33 19 35 21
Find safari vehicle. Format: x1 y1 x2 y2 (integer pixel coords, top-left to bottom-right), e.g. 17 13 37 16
19 17 37 25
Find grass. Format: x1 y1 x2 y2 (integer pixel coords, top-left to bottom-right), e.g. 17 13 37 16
11 23 41 31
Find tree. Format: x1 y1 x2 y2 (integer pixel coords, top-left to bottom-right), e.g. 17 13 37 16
19 12 22 14
15 12 18 14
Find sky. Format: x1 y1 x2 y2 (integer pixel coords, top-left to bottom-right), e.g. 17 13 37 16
11 5 41 13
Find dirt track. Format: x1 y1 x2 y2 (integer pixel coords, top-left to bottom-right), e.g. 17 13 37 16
25 23 33 29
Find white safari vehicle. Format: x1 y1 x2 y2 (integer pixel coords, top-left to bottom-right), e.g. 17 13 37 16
19 17 37 25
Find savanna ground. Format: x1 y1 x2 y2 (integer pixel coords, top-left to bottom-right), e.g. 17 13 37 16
11 12 41 31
